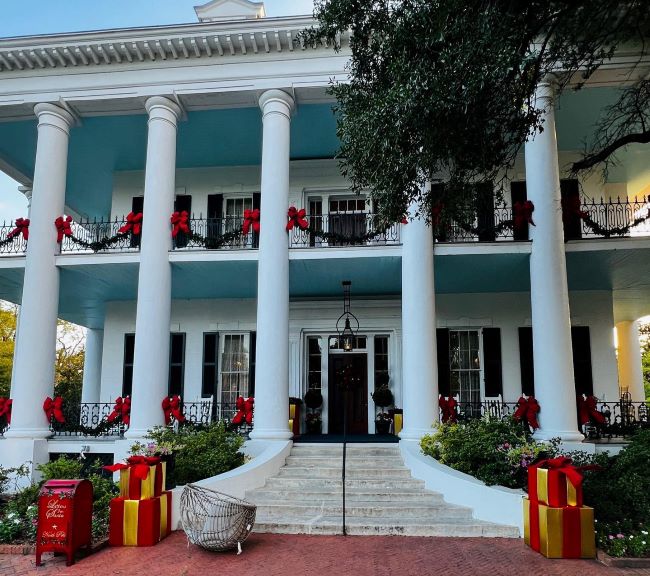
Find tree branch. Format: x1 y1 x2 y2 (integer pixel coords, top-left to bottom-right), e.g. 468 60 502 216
572 130 650 173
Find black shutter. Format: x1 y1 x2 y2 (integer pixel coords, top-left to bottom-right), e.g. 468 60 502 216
174 195 192 248
476 182 496 242
436 328 450 396
207 194 223 247
168 333 186 397
252 193 261 248
483 328 503 397
249 331 257 397
571 326 594 396
560 179 582 241
130 197 144 248
122 333 135 397
510 181 528 241
201 333 219 398
518 327 535 396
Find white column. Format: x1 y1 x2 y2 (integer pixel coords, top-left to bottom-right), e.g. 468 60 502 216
400 199 438 440
126 96 181 438
81 329 104 404
525 81 582 441
616 320 645 402
7 104 73 437
249 90 295 440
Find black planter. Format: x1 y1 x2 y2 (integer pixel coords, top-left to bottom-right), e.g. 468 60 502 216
375 419 391 435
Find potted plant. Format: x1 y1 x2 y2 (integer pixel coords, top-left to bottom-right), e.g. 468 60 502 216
304 389 323 434
371 385 394 435
305 411 322 434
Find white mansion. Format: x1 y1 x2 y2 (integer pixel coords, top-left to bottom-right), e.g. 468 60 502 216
0 0 648 531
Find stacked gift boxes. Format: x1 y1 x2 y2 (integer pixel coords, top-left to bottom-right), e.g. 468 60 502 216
105 457 172 547
523 457 596 559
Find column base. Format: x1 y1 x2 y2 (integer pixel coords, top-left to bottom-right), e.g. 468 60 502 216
123 427 155 440
249 428 293 441
534 428 584 442
3 427 52 439
399 427 435 441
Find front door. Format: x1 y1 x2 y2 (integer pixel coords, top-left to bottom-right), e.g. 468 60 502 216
328 354 368 434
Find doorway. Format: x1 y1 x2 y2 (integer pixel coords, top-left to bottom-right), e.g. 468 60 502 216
328 353 368 434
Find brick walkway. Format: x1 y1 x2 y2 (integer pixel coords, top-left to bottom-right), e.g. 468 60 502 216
2 532 650 576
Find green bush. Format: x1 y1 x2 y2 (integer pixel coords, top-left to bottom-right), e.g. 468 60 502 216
145 422 245 485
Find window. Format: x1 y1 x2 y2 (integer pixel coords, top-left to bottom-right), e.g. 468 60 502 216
168 333 186 396
202 333 219 398
374 336 389 389
307 336 322 390
220 334 250 405
329 197 368 245
122 333 135 397
328 335 367 350
449 330 481 405
225 197 253 231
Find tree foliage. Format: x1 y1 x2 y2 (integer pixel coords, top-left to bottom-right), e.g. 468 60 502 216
305 0 650 223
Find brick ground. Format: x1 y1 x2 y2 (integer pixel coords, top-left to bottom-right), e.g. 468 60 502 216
2 532 650 576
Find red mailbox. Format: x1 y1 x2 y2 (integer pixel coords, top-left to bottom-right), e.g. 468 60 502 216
36 479 93 566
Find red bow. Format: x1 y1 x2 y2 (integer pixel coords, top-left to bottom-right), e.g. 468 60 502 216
286 207 309 231
161 395 186 425
104 455 161 480
43 396 65 423
561 195 588 224
513 200 535 229
531 457 596 490
8 218 29 241
107 396 131 426
0 397 12 424
513 395 540 430
54 216 73 243
170 211 190 237
432 202 445 226
438 395 457 423
242 209 260 235
118 212 143 235
232 396 254 426
577 395 606 427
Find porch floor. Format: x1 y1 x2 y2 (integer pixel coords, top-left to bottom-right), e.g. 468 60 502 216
293 434 399 443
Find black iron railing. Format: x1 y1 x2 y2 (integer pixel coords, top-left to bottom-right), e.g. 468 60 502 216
584 400 649 439
0 222 28 254
445 401 519 421
172 216 256 250
578 196 650 238
49 402 125 437
434 205 517 243
60 217 140 253
170 400 253 436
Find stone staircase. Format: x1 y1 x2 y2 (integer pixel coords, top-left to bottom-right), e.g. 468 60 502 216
245 444 519 537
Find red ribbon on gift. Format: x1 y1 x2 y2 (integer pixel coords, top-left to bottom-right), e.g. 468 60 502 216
104 455 161 480
513 395 540 429
170 211 190 238
242 209 260 235
161 395 186 425
438 395 457 423
0 397 12 424
513 200 535 229
231 396 254 426
286 207 309 231
577 395 606 427
119 212 143 235
43 396 65 423
54 216 73 243
8 218 29 241
107 396 131 426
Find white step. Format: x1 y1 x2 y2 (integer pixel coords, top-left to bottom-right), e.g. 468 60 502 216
284 456 403 467
247 489 444 504
262 476 426 491
277 466 412 479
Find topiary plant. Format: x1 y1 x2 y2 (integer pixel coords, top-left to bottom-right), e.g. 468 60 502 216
304 389 323 410
371 385 394 408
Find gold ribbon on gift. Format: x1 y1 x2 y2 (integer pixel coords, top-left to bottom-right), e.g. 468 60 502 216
123 500 140 546
536 468 580 507
160 493 168 538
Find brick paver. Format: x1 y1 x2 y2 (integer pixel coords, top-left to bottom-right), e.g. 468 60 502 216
2 532 650 576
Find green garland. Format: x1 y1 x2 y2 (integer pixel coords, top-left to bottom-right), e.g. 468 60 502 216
181 229 248 249
50 416 122 437
579 205 650 238
65 232 134 252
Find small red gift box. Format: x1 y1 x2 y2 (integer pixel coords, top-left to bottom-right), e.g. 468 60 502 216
528 457 585 508
108 492 172 547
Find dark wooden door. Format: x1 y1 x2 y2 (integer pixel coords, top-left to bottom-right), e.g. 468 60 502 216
328 354 368 434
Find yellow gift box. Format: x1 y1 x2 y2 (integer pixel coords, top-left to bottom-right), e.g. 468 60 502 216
109 492 172 547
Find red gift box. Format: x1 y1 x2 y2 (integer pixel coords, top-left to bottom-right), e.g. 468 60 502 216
109 492 172 547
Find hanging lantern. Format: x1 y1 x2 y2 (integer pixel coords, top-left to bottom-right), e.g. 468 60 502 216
336 281 359 352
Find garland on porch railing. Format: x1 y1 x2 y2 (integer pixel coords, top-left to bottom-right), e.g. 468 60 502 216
441 200 535 239
162 394 186 425
169 210 252 248
286 206 400 243
54 213 142 252
0 218 29 247
562 196 650 238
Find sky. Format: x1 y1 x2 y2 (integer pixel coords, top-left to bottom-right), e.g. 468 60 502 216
0 0 315 223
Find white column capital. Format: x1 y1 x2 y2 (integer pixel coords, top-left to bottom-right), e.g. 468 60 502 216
145 96 182 126
33 103 74 134
259 89 295 119
18 185 32 203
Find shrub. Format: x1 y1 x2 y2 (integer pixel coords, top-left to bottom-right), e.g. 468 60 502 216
145 422 244 485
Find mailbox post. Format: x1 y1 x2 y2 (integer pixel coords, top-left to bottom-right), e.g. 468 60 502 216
36 479 93 566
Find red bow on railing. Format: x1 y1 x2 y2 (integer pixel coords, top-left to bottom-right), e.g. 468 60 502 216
286 207 309 231
432 202 445 227
232 396 254 426
242 209 260 235
577 395 606 427
43 396 65 423
170 211 190 238
561 195 588 224
513 200 535 229
107 396 131 426
104 455 161 480
513 395 540 430
0 397 12 424
438 395 457 423
161 395 186 425
8 218 30 241
118 212 143 235
54 216 73 243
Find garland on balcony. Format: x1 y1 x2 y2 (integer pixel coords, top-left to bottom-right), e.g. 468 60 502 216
54 213 142 252
440 200 535 239
169 210 255 249
562 196 650 238
0 218 29 247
